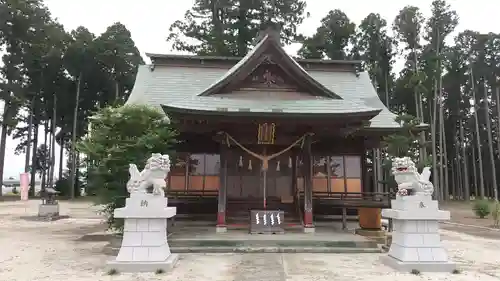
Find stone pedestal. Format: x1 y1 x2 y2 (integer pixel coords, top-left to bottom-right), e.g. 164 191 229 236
106 193 178 273
38 203 59 217
380 195 456 272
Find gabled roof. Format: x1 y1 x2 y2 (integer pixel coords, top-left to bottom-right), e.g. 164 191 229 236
126 27 404 130
196 28 343 99
126 64 402 130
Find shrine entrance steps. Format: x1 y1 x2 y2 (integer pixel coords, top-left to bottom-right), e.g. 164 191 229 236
166 222 382 254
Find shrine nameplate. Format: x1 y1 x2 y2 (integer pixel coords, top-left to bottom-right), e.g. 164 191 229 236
250 210 284 234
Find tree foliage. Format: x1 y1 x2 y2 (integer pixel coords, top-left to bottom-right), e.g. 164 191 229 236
78 105 177 230
298 9 356 60
1 0 500 204
167 0 308 56
0 0 144 196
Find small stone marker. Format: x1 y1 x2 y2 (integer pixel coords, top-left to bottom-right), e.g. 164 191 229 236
38 187 60 218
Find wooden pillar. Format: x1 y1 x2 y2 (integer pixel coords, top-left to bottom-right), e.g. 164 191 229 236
291 150 297 197
361 149 368 192
372 149 378 192
376 148 384 192
216 147 228 233
303 134 314 232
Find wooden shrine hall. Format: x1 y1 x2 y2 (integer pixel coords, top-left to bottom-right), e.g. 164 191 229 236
125 27 403 233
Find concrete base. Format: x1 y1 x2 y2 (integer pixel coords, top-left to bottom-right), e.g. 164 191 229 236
303 227 315 233
355 229 386 244
38 203 59 217
355 228 385 237
216 226 227 233
380 255 456 273
106 253 179 273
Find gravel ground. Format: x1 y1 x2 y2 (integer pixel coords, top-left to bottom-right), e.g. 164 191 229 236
0 200 498 281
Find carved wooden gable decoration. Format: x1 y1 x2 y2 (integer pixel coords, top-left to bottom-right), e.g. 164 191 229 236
241 59 299 91
198 28 343 99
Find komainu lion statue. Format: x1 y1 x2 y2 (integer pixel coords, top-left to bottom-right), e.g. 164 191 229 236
126 153 171 196
391 157 434 196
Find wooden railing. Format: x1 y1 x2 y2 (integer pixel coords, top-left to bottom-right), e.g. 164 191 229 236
166 190 218 199
299 191 391 207
298 191 391 229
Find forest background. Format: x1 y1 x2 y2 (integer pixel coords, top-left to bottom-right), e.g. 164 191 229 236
0 0 499 201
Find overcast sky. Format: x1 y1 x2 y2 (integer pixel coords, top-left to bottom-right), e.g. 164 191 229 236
2 0 500 179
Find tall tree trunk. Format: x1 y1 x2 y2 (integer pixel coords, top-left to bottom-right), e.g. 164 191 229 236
495 86 500 200
115 80 119 102
412 45 426 164
48 94 57 188
70 73 82 199
471 142 479 198
30 116 39 197
58 141 64 181
439 117 446 200
459 119 470 200
0 108 9 197
385 73 390 108
438 70 445 200
76 152 81 195
47 122 52 187
450 155 456 199
470 70 485 198
24 97 34 173
483 83 498 201
41 121 48 191
431 77 439 200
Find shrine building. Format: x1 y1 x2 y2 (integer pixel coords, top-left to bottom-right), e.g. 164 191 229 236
125 28 403 233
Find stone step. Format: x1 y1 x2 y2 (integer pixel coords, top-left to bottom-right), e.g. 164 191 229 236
169 246 383 253
104 244 382 255
168 239 379 249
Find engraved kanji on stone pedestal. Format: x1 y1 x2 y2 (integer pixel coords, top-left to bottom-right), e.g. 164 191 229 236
381 157 456 272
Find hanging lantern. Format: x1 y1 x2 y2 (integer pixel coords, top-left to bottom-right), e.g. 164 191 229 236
248 159 252 171
288 157 292 168
276 160 280 172
239 156 243 167
257 123 276 144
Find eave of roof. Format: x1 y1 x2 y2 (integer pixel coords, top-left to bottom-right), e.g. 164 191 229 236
161 98 382 119
360 123 429 134
146 52 363 66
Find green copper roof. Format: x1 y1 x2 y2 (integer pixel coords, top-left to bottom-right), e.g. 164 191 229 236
126 64 401 129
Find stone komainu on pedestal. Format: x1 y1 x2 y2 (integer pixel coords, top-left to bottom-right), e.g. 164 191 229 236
381 157 456 272
106 154 178 273
38 187 60 217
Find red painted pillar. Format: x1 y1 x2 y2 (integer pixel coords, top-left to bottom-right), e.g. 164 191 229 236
303 134 314 230
217 147 227 231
